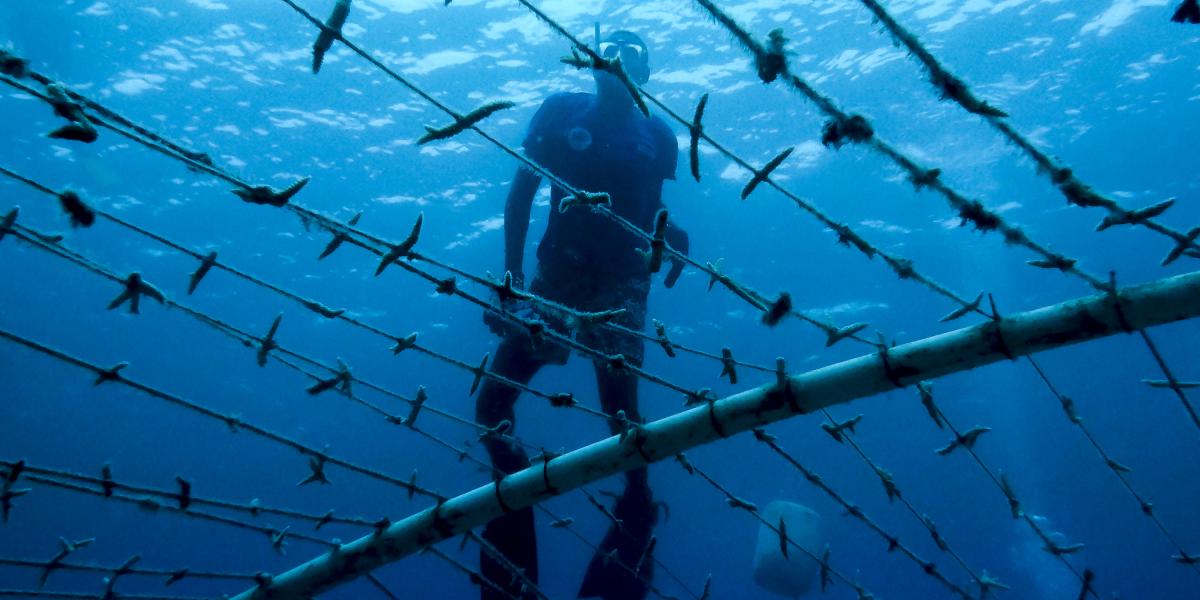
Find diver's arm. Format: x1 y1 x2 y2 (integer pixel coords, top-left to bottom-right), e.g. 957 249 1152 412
504 165 542 286
663 221 689 288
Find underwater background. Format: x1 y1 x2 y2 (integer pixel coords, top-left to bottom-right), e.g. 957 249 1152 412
1 0 1199 598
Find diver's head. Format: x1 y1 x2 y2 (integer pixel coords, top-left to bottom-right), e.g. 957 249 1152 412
597 30 650 85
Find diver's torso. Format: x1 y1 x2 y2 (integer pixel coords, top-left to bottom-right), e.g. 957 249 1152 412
530 93 674 280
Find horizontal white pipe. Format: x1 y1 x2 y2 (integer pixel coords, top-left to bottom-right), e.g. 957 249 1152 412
233 270 1200 600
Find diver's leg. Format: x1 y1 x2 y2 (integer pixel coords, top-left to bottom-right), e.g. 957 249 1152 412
579 353 658 600
476 337 546 600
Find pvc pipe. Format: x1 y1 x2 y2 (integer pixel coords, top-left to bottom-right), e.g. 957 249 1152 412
232 270 1200 600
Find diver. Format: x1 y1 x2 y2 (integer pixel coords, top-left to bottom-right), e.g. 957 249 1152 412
476 30 689 600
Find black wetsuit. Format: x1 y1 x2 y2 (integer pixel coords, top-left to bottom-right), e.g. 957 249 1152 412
475 92 681 600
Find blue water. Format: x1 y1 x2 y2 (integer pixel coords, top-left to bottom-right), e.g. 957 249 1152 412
2 1 1198 599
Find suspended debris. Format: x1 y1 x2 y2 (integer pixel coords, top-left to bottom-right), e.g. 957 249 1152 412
0 49 28 78
57 190 95 228
761 292 792 327
820 114 873 148
756 29 788 83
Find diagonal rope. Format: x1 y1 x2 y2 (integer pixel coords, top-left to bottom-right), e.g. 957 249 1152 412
852 0 1200 264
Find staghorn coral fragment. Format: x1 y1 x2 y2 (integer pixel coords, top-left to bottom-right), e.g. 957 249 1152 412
256 314 283 367
777 517 788 559
232 177 310 207
683 387 716 407
0 207 16 243
402 387 427 427
652 319 676 358
820 414 862 443
1027 254 1076 272
165 569 188 586
939 292 983 322
107 273 165 315
1174 551 1200 565
298 455 330 486
558 190 611 213
819 545 832 592
725 495 756 512
93 362 128 386
375 212 423 276
916 381 944 429
1095 199 1173 232
469 354 489 395
312 0 352 74
825 322 867 347
999 472 1021 518
936 426 991 456
1161 226 1200 266
741 147 793 200
57 190 95 228
719 348 737 384
1043 540 1085 556
1142 378 1199 390
550 517 574 528
638 209 669 273
830 222 875 257
187 251 218 295
270 527 289 555
391 332 418 354
700 575 712 600
318 212 361 260
689 94 709 181
418 101 516 145
559 48 649 116
174 476 191 510
874 467 900 502
307 359 352 396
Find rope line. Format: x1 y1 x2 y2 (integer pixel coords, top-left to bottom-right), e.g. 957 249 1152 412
852 0 1200 264
1025 357 1200 570
691 0 1111 294
753 428 990 599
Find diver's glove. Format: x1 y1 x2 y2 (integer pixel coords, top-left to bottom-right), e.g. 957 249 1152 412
483 272 534 338
664 257 685 288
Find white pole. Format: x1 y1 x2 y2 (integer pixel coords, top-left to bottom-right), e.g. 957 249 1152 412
233 270 1200 600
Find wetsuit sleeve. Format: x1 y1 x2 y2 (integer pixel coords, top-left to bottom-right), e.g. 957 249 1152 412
522 93 570 165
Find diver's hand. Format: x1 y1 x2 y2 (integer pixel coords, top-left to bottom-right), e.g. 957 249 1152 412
483 299 536 337
664 257 685 288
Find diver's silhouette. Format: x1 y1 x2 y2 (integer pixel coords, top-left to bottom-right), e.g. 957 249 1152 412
476 30 688 600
